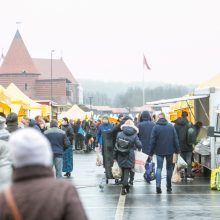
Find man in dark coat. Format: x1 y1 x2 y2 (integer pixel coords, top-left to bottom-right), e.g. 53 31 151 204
0 128 88 220
174 111 194 179
45 120 69 178
149 112 180 194
137 111 155 155
113 119 142 195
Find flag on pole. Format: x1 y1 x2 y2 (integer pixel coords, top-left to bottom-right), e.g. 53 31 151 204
143 54 151 70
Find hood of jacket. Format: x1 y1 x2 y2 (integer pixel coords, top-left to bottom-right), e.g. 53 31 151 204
140 111 151 122
174 117 188 126
122 126 138 136
157 118 168 126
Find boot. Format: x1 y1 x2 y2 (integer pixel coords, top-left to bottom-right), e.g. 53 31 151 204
156 187 162 194
126 185 130 193
121 187 127 195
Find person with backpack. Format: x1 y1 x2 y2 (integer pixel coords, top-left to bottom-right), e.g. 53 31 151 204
174 111 195 180
113 119 142 195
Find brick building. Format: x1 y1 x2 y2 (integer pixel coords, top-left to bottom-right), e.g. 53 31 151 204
0 30 80 105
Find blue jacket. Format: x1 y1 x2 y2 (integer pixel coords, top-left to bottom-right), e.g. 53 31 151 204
138 111 155 155
149 118 180 156
96 123 113 145
44 127 68 157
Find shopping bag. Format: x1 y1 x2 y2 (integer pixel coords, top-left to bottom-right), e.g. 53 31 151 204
96 147 103 166
177 155 188 170
144 159 156 183
210 168 220 190
112 161 122 178
171 164 182 183
173 153 178 164
134 151 148 173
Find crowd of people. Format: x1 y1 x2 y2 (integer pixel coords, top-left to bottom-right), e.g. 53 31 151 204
0 110 203 219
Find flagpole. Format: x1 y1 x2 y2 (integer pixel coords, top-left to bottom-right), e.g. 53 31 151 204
142 61 145 106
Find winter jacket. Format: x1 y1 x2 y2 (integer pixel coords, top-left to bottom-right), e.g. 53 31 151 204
137 111 155 155
0 166 88 220
6 122 19 133
87 123 97 137
149 118 180 156
96 123 113 145
113 126 142 169
0 128 10 141
174 117 193 152
29 120 41 131
44 128 68 157
0 140 12 193
61 124 74 144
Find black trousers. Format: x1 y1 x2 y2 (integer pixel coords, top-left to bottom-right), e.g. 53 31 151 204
122 168 131 187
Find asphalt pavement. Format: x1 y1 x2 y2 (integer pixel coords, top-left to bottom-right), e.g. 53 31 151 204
63 151 220 220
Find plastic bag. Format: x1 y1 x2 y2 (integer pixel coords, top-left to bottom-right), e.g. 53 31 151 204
144 159 156 183
96 147 103 166
173 153 178 164
172 164 182 183
134 151 148 173
177 155 188 170
112 161 122 178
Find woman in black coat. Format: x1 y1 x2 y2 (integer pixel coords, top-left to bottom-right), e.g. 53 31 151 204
113 119 142 195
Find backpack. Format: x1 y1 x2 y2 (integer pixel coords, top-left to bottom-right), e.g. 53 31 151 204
115 138 131 153
187 123 197 145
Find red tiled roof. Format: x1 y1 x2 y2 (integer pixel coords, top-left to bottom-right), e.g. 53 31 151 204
33 58 78 84
0 30 39 74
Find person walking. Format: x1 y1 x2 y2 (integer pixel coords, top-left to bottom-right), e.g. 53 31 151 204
137 111 155 155
6 112 19 133
174 111 194 179
0 128 88 220
45 120 68 178
113 119 142 195
149 112 180 194
74 119 86 151
96 115 113 149
0 116 10 141
61 117 74 177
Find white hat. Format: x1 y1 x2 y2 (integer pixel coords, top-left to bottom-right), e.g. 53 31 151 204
9 128 52 168
121 119 139 133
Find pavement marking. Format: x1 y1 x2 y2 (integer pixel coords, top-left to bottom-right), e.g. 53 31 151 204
85 205 220 209
80 193 220 197
115 193 126 220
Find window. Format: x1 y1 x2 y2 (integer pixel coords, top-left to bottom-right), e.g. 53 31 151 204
25 83 28 91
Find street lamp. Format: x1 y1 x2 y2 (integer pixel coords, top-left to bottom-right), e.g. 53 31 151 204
50 50 55 121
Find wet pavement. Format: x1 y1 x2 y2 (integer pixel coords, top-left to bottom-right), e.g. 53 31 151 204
64 152 220 220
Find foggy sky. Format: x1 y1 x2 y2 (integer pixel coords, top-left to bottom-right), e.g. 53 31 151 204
0 0 220 84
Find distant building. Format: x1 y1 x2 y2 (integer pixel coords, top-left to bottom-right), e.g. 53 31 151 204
0 30 80 105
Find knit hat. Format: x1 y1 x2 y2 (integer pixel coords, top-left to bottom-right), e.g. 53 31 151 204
121 119 139 133
0 116 6 129
9 128 52 168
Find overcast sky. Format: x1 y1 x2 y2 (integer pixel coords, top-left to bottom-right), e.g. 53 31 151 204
0 0 220 84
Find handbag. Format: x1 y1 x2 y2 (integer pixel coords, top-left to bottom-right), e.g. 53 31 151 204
4 187 22 220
